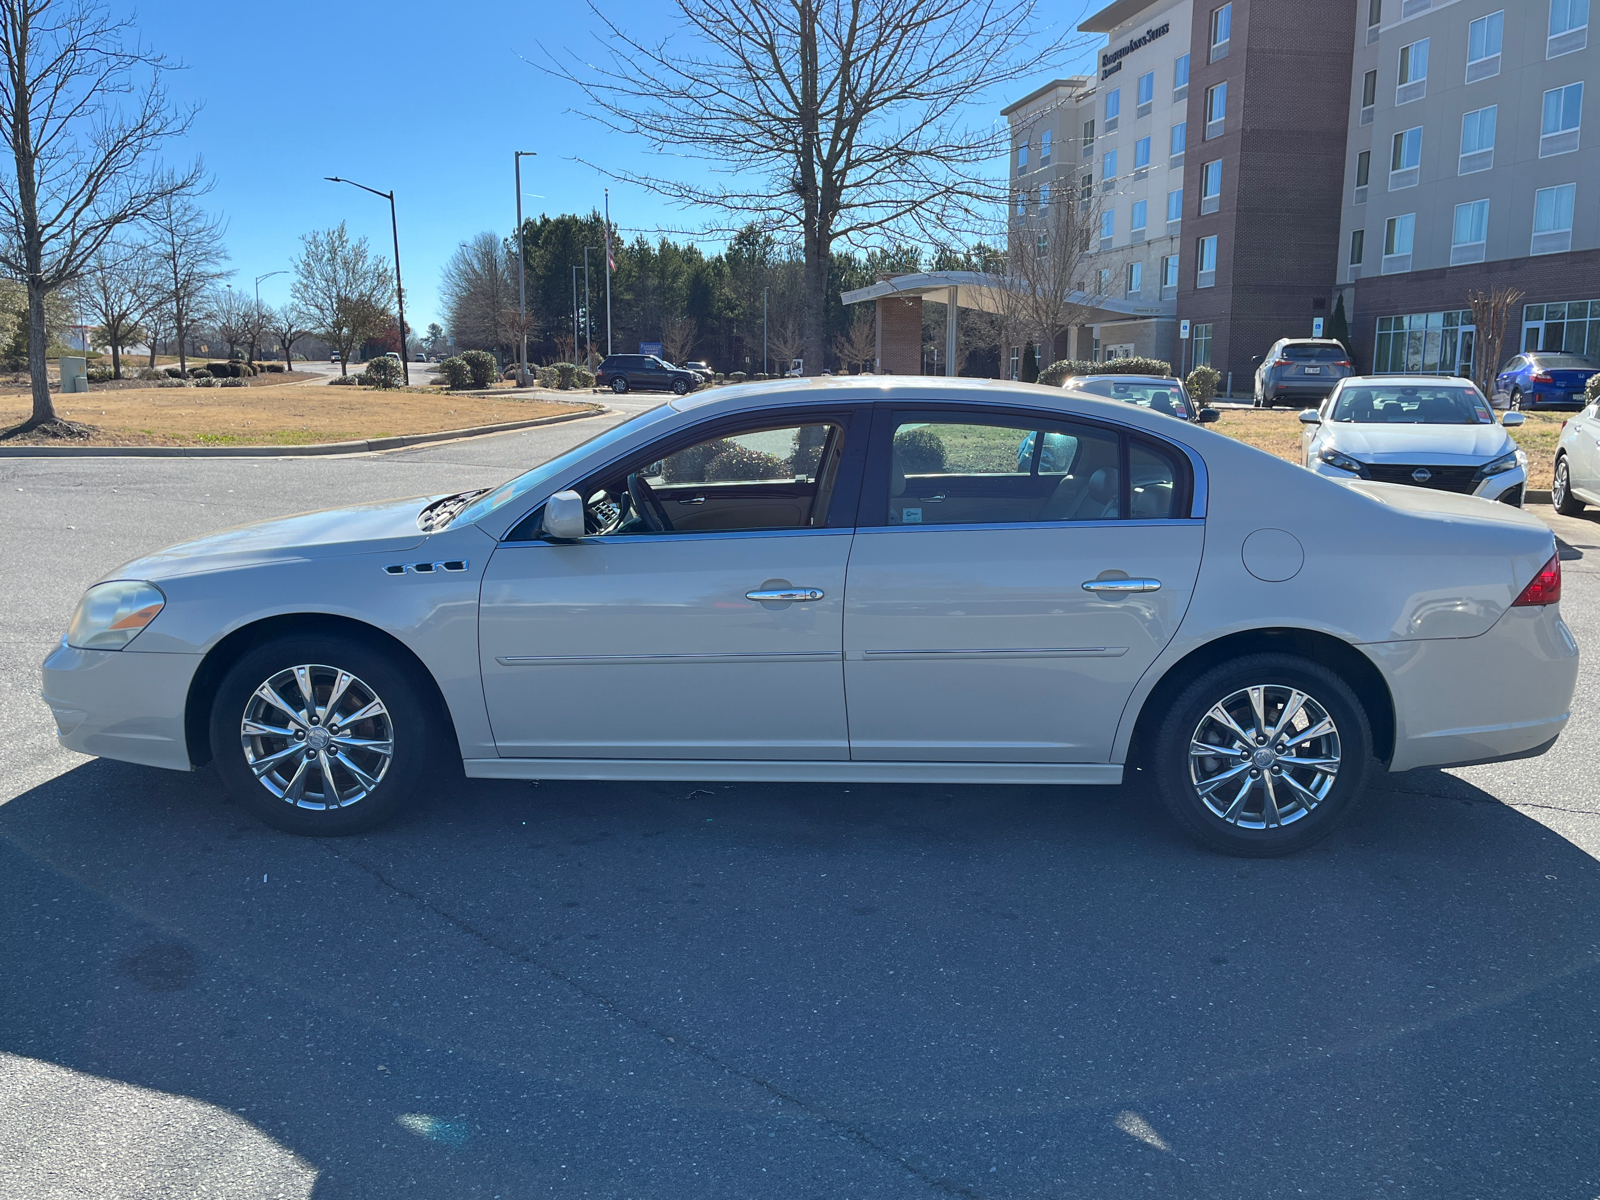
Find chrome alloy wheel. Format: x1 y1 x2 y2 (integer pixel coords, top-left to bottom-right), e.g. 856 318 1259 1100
240 664 394 810
1188 684 1341 829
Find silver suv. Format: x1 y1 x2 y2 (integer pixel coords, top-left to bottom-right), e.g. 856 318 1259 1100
1252 339 1353 408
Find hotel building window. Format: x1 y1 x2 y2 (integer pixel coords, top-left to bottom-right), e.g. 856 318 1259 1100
1193 322 1214 367
1105 87 1121 132
1360 69 1377 124
1039 184 1050 215
1174 53 1190 99
1382 212 1415 273
1459 106 1496 174
1540 82 1583 156
1170 120 1186 164
1367 0 1381 43
1210 4 1231 61
1354 149 1370 203
1548 0 1589 58
1466 11 1503 81
1389 126 1421 190
1205 82 1227 139
1017 140 1028 171
1397 38 1428 104
1100 209 1115 249
1134 136 1151 170
1161 254 1179 299
1127 261 1143 297
1137 71 1155 116
1040 129 1052 166
1532 183 1576 254
1131 199 1148 239
1523 301 1600 356
1451 198 1489 265
1167 187 1183 223
1103 148 1118 180
1082 119 1095 157
1196 235 1217 287
1200 160 1222 214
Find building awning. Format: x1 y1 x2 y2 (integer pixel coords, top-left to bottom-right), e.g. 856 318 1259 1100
839 270 1174 323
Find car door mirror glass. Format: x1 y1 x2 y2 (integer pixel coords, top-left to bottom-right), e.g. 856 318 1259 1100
541 490 586 540
1298 410 1321 424
1501 411 1525 427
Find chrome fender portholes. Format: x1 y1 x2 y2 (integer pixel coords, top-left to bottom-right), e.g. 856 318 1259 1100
383 560 469 576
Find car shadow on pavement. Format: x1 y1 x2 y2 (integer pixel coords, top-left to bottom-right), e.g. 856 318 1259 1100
3 757 1598 1200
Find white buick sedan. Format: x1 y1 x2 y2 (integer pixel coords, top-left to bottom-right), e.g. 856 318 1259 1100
42 378 1577 856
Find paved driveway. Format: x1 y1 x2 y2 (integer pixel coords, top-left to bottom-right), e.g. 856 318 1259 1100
3 423 1599 1199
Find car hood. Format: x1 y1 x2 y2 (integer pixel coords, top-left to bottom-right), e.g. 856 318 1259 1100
1322 422 1513 462
104 495 436 582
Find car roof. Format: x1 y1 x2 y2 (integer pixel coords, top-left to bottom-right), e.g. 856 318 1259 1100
1064 374 1183 385
1335 375 1479 384
1278 338 1346 346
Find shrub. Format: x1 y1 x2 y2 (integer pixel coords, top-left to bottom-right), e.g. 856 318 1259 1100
1038 357 1173 386
705 445 785 482
460 349 497 388
163 366 184 379
261 362 284 373
729 371 747 383
713 372 724 383
86 366 115 383
753 372 768 381
573 365 595 389
535 365 558 388
206 361 245 378
553 361 577 390
661 439 730 483
361 355 403 389
156 378 188 388
1186 365 1222 405
220 377 248 388
194 376 217 387
1586 372 1600 404
138 367 165 381
438 356 472 389
329 374 362 386
187 368 211 379
893 426 947 473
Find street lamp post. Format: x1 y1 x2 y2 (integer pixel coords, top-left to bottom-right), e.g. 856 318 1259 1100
254 270 287 365
513 151 536 385
324 176 410 385
763 287 768 375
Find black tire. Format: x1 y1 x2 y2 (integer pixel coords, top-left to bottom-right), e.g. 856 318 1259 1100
1149 653 1374 857
1554 455 1585 515
671 378 690 395
209 634 436 835
611 376 629 394
1510 388 1523 411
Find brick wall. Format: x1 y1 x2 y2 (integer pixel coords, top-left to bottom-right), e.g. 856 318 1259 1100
1176 0 1356 389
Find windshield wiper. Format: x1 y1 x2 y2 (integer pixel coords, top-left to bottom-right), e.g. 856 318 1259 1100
418 489 489 532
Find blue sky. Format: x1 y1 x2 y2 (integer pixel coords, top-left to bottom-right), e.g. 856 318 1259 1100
138 0 1097 329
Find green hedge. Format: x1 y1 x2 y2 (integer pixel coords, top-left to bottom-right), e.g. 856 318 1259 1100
361 356 403 389
1186 366 1222 405
1038 357 1172 386
460 349 497 388
438 356 472 389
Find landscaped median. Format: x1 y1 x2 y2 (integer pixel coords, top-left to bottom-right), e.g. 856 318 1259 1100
1208 406 1564 493
0 384 602 454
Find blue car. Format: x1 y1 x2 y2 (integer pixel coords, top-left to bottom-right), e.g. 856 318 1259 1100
1493 351 1600 411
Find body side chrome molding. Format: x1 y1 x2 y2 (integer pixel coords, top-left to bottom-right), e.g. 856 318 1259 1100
464 757 1124 785
495 650 842 667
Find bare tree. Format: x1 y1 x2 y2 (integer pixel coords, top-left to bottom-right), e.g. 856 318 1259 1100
210 284 250 359
555 0 1076 377
768 313 802 372
0 0 203 432
1466 286 1525 400
440 231 515 364
660 313 697 364
266 303 310 369
988 186 1112 374
146 194 229 376
833 304 875 374
71 239 157 376
291 222 393 376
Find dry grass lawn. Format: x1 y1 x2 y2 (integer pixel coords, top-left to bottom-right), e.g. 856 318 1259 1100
1209 407 1567 491
0 385 597 447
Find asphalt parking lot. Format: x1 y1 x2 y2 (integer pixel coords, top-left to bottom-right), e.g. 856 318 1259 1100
4 411 1600 1199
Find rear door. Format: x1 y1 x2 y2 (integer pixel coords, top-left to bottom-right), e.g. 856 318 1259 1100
842 405 1204 764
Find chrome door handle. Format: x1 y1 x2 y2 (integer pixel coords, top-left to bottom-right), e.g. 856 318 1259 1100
746 587 825 602
1081 578 1162 593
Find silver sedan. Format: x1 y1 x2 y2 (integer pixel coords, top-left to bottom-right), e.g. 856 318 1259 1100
42 378 1577 856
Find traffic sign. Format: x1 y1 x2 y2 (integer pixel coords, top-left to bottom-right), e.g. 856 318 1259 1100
1312 317 1325 337
1179 319 1191 340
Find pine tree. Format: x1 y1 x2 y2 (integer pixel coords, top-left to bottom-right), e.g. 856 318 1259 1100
1021 341 1039 383
1327 294 1353 363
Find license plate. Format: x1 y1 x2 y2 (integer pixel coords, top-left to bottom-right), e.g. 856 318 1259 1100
1303 367 1322 375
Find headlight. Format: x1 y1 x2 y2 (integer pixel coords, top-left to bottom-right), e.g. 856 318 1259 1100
1318 448 1367 475
66 581 165 650
1474 449 1521 480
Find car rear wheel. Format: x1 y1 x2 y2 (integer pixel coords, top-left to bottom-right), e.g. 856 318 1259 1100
1150 653 1373 857
1510 388 1524 411
209 635 434 835
1554 455 1585 515
611 377 629 394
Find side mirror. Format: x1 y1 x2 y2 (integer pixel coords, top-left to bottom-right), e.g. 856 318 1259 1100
1501 411 1525 427
540 490 585 541
1298 409 1322 424
1198 407 1220 423
1251 355 1263 366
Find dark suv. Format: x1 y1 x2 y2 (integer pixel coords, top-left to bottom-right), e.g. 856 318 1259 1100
1252 339 1354 407
596 354 700 396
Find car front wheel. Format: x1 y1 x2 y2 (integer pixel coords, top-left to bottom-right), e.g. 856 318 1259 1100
1150 653 1373 857
671 378 690 395
209 635 434 835
611 377 629 394
1554 455 1585 515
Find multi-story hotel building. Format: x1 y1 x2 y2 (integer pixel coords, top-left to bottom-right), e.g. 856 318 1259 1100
1001 0 1599 391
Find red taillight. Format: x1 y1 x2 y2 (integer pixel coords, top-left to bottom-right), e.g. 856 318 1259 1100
1334 359 1352 367
1531 372 1554 384
1272 358 1292 367
1512 553 1562 607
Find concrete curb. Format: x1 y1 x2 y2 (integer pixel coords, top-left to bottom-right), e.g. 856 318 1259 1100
1528 490 1553 505
0 406 606 459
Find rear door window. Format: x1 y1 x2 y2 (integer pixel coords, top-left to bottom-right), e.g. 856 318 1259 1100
871 410 1189 526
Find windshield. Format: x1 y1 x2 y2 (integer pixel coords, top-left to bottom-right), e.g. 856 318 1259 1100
1534 354 1600 370
1282 344 1348 362
449 408 667 528
1077 378 1191 416
1329 385 1493 424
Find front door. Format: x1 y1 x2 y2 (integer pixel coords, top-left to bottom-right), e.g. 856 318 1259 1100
843 407 1203 763
479 414 863 759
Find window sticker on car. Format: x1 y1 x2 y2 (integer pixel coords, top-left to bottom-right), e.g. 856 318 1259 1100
902 507 923 524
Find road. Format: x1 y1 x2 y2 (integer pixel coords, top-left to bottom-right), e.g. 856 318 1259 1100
3 412 1599 1200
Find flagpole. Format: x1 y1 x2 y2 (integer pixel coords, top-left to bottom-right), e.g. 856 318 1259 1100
604 189 614 356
